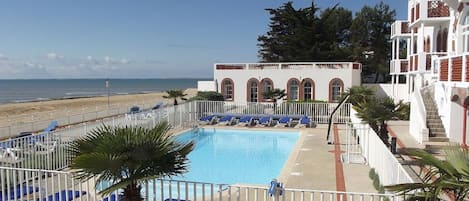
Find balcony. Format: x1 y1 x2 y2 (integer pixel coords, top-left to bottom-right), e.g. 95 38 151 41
214 62 362 71
409 52 447 73
409 0 450 25
437 54 469 82
391 21 410 38
390 59 409 74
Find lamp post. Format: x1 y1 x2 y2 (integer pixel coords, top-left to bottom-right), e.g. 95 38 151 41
105 79 110 108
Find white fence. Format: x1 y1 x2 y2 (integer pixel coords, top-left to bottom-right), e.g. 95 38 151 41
0 101 408 200
0 101 162 139
0 167 399 201
349 109 414 186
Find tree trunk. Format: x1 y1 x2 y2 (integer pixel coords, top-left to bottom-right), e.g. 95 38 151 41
122 183 143 201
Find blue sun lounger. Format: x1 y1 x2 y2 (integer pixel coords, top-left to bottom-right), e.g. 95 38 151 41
198 115 216 125
295 116 316 128
44 120 58 132
257 116 272 127
217 115 235 126
103 194 123 201
275 116 292 127
0 185 39 201
165 199 190 201
237 116 253 126
42 190 86 201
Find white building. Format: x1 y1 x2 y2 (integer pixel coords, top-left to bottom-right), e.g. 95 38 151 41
200 62 361 103
389 0 469 146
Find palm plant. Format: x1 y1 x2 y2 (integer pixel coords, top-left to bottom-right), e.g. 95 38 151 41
163 90 188 105
386 145 469 200
354 97 401 144
68 121 194 201
341 86 375 107
262 88 286 113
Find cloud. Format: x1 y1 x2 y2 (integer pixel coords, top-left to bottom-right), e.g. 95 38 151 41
46 52 64 60
0 53 8 60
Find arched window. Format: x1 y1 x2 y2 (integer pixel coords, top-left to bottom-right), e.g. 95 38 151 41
329 78 344 102
424 37 430 52
250 82 258 102
442 28 448 52
287 79 299 101
303 81 312 100
463 12 469 52
260 78 273 101
246 78 259 102
221 78 234 101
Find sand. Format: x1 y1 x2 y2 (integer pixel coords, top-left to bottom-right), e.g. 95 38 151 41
0 88 198 128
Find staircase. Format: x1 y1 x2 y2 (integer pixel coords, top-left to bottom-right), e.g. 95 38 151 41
421 91 449 155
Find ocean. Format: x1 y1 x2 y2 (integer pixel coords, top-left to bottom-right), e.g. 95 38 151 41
0 79 210 104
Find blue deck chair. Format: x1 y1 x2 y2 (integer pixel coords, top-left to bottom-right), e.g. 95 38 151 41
257 116 272 127
42 190 86 201
237 116 253 126
165 199 190 201
103 194 123 201
0 185 39 201
152 102 164 110
275 116 292 127
217 115 235 126
129 106 140 114
198 115 216 125
44 120 58 132
295 116 315 128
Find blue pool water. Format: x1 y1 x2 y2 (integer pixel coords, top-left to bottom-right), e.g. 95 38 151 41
173 128 300 184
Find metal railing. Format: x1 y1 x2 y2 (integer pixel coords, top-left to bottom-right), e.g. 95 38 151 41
0 167 400 201
0 100 164 139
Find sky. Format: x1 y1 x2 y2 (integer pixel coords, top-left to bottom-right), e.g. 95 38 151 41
0 0 407 79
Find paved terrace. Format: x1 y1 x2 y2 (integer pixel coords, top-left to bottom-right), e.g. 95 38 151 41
31 116 380 193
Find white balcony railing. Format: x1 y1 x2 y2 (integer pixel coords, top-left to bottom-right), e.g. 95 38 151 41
214 63 362 71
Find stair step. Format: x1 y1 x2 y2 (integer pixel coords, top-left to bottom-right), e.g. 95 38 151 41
425 142 450 150
429 136 449 142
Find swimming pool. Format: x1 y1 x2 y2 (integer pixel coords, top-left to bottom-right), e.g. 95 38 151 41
173 128 300 185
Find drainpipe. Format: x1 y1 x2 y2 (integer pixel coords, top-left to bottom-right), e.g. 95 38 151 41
463 103 468 149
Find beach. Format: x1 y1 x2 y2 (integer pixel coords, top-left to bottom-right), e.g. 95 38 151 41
0 88 198 129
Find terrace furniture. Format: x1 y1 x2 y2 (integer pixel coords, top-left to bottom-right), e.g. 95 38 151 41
256 116 272 127
44 120 58 133
0 185 39 201
236 116 253 126
103 194 123 201
217 116 235 126
294 116 316 128
275 116 292 127
42 190 86 201
152 102 164 110
198 115 216 125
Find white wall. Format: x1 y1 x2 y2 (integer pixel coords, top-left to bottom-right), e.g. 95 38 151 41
433 82 469 144
363 83 408 101
214 67 359 102
197 81 216 92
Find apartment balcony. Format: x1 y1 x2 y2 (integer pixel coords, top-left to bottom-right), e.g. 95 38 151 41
391 21 411 39
214 62 362 71
409 52 447 73
437 53 469 82
390 59 409 74
409 0 450 26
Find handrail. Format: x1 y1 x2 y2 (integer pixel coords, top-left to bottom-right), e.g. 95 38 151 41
326 95 350 144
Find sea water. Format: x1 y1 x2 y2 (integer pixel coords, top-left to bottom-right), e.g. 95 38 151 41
0 79 209 104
